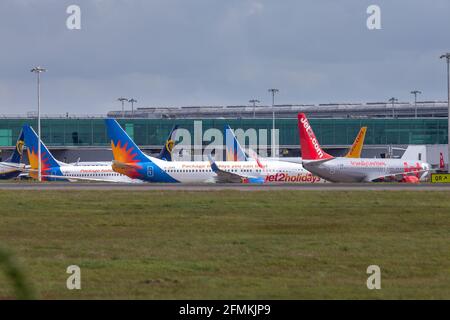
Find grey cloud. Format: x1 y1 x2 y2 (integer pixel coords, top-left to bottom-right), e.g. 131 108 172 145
0 0 449 114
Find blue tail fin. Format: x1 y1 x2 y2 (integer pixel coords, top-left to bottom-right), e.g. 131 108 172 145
157 125 178 161
5 130 24 164
105 119 149 164
23 125 61 171
225 125 248 161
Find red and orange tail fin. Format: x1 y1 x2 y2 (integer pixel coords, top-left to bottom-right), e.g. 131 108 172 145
297 113 333 161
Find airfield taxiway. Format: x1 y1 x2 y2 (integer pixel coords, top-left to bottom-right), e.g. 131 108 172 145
0 182 450 191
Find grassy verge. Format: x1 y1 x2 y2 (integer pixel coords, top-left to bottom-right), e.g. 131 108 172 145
0 190 449 299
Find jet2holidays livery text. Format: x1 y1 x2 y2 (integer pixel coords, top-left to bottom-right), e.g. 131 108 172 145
224 124 368 183
106 118 368 184
106 118 327 184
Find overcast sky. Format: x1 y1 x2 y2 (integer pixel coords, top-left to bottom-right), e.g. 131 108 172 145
0 0 449 115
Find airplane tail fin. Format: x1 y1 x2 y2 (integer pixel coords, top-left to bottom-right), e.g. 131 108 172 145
157 125 178 161
5 129 24 164
248 148 265 169
225 125 248 161
297 113 333 161
345 127 367 158
23 125 61 171
104 119 149 164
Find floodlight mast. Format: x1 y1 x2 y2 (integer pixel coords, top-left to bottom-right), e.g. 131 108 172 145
31 66 46 182
268 89 279 158
128 98 137 117
118 97 128 118
410 90 422 118
249 99 260 118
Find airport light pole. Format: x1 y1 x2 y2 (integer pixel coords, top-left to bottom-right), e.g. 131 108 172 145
388 97 398 118
31 66 46 182
440 53 450 173
249 99 260 119
268 89 279 158
128 98 137 117
410 90 422 118
118 97 128 118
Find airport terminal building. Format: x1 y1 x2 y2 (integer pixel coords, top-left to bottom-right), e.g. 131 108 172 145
0 101 448 167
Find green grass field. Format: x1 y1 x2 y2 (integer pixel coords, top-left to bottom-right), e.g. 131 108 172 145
0 190 449 299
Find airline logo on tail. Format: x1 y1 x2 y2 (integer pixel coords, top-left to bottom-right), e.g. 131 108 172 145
301 117 324 158
23 125 61 176
110 139 144 179
225 125 248 162
298 113 333 160
111 140 140 164
158 125 179 161
16 139 24 156
6 130 25 164
166 140 174 153
27 148 52 179
345 127 367 158
105 119 149 163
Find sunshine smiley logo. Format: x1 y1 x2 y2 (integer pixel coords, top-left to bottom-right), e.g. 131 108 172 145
111 140 140 164
27 148 51 179
111 140 143 178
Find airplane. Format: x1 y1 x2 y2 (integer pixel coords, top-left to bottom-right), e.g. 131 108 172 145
22 125 142 182
20 123 180 182
297 113 430 183
0 130 26 179
225 125 368 163
105 118 327 183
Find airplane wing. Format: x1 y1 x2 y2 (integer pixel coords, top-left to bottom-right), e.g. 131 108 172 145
22 171 140 183
40 174 106 182
0 162 26 171
23 165 141 183
43 174 140 183
366 168 433 183
207 155 264 184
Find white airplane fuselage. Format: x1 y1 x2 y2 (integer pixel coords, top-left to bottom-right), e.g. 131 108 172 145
303 157 430 183
117 156 326 183
41 163 142 183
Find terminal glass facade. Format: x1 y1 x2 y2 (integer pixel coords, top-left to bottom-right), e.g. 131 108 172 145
0 118 447 147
